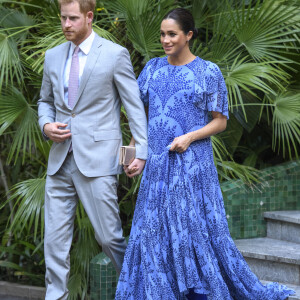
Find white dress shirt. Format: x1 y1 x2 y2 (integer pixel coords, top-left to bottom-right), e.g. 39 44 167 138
63 30 95 106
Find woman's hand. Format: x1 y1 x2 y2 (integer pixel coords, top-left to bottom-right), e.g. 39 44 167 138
169 112 227 153
169 133 193 153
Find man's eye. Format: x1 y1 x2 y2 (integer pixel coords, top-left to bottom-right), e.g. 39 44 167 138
170 33 176 37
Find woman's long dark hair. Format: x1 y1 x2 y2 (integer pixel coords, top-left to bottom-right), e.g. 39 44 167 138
163 8 198 39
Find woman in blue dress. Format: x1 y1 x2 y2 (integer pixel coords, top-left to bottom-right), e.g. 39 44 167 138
115 8 295 300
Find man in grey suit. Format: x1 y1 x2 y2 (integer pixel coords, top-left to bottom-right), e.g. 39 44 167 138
37 0 147 298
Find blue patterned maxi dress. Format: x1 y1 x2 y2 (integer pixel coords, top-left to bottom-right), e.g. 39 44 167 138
115 56 295 300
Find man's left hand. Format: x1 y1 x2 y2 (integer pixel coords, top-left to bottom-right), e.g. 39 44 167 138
124 158 146 178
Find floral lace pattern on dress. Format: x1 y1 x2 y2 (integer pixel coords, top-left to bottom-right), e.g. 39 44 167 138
115 56 295 300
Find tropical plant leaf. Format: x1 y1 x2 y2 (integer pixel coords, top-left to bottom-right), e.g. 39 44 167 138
4 178 45 240
124 0 175 61
0 87 44 164
0 260 23 271
67 273 87 300
231 93 261 132
228 0 300 64
219 114 244 155
225 55 288 111
216 159 260 184
0 32 23 89
0 7 35 41
269 91 300 158
211 134 232 161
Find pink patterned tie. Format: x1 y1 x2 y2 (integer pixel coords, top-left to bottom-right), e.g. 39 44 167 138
68 46 79 152
68 46 80 108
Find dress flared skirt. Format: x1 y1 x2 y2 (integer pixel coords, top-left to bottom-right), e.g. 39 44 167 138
116 150 295 300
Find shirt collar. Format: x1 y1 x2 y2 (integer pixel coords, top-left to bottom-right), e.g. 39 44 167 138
70 30 95 56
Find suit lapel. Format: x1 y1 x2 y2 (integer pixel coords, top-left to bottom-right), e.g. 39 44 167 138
58 42 71 105
73 34 103 107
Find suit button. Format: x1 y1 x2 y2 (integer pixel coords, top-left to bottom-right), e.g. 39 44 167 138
72 113 76 118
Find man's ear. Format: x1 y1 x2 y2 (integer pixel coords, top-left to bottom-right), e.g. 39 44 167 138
86 11 93 24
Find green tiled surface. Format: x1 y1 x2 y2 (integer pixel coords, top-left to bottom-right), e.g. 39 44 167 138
90 160 300 299
90 252 117 300
222 160 300 239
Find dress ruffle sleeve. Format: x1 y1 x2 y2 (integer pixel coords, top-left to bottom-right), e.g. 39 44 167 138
193 62 229 119
137 59 156 106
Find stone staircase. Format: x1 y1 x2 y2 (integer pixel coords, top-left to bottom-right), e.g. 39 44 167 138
235 211 300 299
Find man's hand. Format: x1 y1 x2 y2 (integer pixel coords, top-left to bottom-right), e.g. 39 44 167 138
44 122 71 143
169 133 193 153
124 158 146 178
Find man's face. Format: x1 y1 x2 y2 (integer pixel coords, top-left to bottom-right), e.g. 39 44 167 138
60 1 93 45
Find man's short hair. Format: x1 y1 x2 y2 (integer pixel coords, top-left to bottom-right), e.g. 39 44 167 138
58 0 96 14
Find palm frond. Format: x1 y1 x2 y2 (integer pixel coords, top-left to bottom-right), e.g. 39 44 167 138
123 0 175 61
0 1 42 8
219 114 244 155
211 134 232 161
216 159 260 184
93 24 119 43
0 87 44 164
225 55 289 111
228 0 300 64
67 273 88 300
3 178 45 240
98 0 128 18
269 91 300 158
231 93 262 131
22 24 65 74
0 32 23 90
0 7 35 41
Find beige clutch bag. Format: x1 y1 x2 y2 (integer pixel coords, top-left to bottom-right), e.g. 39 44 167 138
119 146 136 166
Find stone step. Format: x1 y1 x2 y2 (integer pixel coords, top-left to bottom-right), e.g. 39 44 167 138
0 281 45 299
262 281 300 300
264 211 300 244
235 237 300 285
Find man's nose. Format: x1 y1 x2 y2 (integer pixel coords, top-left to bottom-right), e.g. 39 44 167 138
65 18 71 27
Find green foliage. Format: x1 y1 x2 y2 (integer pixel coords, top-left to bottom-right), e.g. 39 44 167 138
0 87 43 164
0 0 299 298
1 178 45 240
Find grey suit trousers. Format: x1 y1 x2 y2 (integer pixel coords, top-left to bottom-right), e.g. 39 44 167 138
44 153 126 300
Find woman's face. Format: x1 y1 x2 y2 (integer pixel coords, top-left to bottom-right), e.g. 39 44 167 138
160 18 192 57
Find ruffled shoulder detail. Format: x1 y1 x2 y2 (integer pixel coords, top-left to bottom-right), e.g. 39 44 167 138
192 59 229 119
137 57 161 106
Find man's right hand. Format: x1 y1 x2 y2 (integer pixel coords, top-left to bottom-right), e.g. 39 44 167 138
43 122 71 143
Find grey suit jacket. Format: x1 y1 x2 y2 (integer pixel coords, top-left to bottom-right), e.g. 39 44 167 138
38 33 148 177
